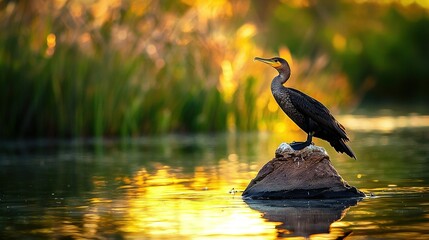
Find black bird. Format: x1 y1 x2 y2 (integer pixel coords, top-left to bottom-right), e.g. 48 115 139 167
255 56 356 159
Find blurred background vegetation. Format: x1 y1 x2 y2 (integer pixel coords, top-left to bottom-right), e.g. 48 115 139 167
1 0 428 139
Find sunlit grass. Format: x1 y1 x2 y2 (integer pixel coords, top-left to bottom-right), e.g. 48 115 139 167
354 0 429 9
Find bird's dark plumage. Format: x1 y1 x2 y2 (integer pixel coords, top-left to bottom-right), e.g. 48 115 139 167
255 56 356 159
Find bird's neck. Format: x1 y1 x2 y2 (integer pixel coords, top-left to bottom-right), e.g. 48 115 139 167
271 73 288 88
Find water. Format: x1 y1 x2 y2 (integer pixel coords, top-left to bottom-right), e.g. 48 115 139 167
1 115 429 239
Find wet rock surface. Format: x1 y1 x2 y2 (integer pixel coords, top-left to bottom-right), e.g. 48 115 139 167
242 143 365 199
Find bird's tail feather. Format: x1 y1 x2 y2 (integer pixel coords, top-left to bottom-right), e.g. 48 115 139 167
331 138 356 159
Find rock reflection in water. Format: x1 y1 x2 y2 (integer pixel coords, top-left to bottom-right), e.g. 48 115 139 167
245 198 360 238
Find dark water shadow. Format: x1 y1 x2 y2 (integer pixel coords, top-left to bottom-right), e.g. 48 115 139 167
244 198 361 239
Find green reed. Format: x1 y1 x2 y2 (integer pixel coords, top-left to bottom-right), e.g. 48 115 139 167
0 2 235 138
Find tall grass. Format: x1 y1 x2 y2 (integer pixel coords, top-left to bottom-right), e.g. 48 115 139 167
0 0 355 139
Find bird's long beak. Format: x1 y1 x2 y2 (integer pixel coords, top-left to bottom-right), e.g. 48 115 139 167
254 57 281 68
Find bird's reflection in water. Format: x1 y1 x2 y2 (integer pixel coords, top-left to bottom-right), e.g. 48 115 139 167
245 198 360 239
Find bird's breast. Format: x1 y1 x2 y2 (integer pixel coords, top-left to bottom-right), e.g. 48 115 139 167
272 88 308 132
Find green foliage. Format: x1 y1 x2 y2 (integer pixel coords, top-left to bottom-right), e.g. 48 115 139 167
0 0 252 138
343 7 429 102
264 1 429 102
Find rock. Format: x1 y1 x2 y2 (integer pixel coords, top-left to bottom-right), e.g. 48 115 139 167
242 143 365 199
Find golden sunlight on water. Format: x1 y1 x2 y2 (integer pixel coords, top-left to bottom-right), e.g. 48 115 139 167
61 145 364 240
339 114 429 133
115 165 279 239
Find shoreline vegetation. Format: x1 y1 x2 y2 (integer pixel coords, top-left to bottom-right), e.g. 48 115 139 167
1 1 428 139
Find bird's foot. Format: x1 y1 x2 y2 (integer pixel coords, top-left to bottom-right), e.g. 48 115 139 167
289 141 313 151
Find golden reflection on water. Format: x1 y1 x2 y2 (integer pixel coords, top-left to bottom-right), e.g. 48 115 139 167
339 114 429 133
43 130 365 239
58 153 363 240
117 164 278 239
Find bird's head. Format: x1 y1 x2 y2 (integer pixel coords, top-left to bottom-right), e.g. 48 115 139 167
254 57 289 71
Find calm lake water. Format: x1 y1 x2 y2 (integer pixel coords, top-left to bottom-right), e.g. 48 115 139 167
1 114 429 239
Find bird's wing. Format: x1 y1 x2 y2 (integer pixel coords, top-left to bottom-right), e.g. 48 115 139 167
288 88 348 139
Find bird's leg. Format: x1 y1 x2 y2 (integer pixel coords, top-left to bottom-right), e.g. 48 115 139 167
290 132 313 150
